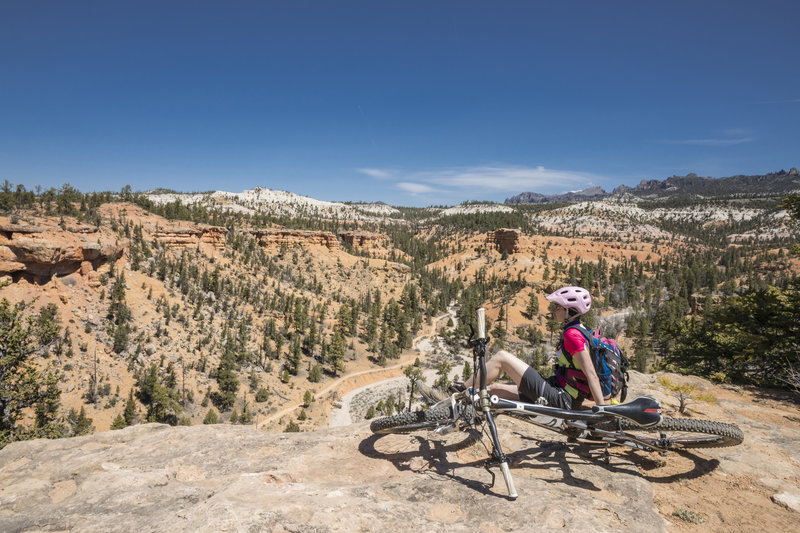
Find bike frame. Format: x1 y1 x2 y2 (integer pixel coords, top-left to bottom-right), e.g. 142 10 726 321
453 307 663 499
478 396 668 453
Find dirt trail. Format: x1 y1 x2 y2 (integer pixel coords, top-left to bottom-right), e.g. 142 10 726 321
257 309 455 430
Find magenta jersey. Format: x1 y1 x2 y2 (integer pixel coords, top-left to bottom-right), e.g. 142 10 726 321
563 328 588 355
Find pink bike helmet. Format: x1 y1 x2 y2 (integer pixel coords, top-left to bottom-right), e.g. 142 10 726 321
546 286 592 316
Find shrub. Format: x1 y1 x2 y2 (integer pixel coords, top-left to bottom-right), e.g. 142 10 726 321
203 409 219 424
308 364 322 383
110 414 127 430
255 388 270 402
672 509 705 524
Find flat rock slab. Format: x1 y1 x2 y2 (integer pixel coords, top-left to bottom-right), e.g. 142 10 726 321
0 422 664 532
772 491 800 513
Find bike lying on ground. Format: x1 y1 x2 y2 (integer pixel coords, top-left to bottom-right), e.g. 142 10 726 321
370 307 744 500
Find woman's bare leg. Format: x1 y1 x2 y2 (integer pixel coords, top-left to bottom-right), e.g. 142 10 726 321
464 350 530 391
487 382 521 400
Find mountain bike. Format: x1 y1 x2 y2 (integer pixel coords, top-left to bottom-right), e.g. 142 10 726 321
370 308 744 500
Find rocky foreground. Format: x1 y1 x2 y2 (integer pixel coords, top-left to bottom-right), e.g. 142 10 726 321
0 422 664 533
1 372 799 532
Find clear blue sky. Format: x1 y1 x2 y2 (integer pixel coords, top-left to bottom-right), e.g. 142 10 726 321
1 1 798 207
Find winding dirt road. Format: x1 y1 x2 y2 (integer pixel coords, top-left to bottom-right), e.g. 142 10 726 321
257 309 456 430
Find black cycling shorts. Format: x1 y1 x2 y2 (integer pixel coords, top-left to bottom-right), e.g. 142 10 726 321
518 367 574 410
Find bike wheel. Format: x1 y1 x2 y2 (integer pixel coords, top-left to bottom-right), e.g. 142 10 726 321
370 403 478 433
596 417 743 449
370 405 481 451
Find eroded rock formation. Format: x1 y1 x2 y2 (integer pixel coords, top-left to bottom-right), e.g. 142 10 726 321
250 228 340 250
0 223 125 283
486 228 523 254
338 230 388 248
152 225 227 250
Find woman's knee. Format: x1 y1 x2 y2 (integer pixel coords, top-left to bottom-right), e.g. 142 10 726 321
492 350 529 380
493 350 519 366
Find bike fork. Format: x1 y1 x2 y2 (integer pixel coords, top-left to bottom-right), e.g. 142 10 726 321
483 409 518 500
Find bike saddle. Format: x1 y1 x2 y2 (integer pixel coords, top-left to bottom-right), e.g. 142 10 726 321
592 396 663 427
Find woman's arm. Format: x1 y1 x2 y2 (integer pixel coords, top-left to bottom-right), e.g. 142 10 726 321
572 348 605 406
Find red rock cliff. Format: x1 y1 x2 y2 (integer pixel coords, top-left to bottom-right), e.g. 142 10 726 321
0 223 125 282
249 229 339 250
152 225 227 250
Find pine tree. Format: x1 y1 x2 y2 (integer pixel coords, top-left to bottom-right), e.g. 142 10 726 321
434 360 452 390
110 414 127 430
215 351 240 410
327 332 345 376
123 390 137 425
308 364 322 383
526 291 539 318
67 406 94 436
108 271 131 353
203 409 219 424
1 299 66 447
403 364 423 411
395 311 411 350
286 333 302 375
136 363 182 424
461 361 472 382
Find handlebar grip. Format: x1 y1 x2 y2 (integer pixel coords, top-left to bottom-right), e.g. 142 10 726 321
476 307 486 339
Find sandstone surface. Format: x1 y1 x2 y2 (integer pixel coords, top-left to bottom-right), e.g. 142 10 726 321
3 369 800 532
0 421 665 533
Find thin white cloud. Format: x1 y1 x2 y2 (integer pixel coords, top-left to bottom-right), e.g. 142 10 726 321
412 165 594 191
396 182 441 194
664 138 755 146
356 168 394 180
658 128 756 146
669 137 755 146
357 164 602 200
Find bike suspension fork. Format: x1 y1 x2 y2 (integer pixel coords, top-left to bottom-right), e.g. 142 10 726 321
474 308 517 500
481 392 518 500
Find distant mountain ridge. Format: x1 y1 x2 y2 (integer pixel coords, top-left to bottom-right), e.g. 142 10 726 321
505 186 608 204
505 168 800 204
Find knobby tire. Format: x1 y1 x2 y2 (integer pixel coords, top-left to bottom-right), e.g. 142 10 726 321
597 416 743 449
370 405 481 451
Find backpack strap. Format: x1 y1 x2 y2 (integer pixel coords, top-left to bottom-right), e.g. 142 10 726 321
555 322 592 399
556 323 600 397
560 323 595 366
